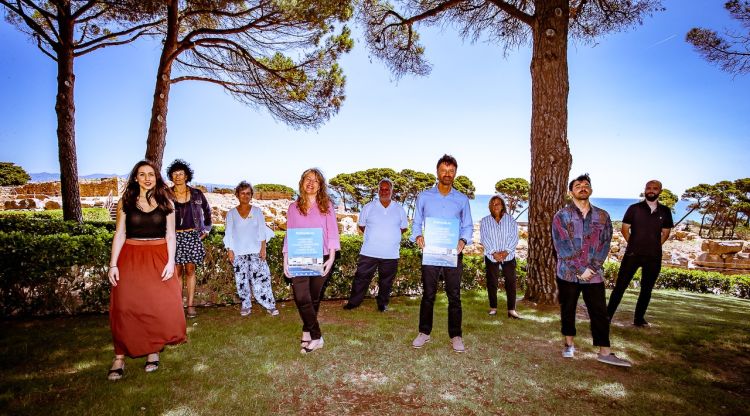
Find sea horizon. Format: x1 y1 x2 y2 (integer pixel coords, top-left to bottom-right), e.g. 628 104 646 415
469 195 700 225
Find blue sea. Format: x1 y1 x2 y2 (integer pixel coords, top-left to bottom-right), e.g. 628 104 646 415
469 195 700 225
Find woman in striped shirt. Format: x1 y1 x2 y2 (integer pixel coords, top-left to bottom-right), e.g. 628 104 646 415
479 195 522 319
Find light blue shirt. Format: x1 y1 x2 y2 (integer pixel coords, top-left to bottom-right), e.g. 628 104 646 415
359 199 408 259
411 186 473 244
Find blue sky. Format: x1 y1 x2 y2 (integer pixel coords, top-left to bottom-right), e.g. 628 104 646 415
1 0 748 198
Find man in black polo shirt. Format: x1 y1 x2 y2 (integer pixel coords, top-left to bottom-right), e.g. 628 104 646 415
607 180 674 327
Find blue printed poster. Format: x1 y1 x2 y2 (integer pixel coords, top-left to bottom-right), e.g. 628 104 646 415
287 228 324 277
422 217 459 267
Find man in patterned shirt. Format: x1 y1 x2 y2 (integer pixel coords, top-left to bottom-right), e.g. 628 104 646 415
551 173 631 367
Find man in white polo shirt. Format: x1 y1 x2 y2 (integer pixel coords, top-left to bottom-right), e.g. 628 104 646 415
343 178 408 312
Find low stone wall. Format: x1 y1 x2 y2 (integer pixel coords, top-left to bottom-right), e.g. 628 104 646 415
3 178 121 199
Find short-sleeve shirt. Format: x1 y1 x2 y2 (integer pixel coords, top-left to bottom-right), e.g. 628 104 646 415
223 206 267 256
622 201 674 257
359 199 408 259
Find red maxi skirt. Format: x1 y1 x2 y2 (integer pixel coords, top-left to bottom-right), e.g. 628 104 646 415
110 239 186 357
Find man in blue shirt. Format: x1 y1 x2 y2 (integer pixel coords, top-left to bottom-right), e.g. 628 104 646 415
411 155 473 353
343 178 408 312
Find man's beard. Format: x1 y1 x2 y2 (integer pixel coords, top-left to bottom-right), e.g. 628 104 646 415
645 193 659 202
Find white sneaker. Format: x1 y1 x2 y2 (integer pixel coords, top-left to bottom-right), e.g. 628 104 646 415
412 333 431 349
240 308 251 316
562 344 575 358
267 308 279 316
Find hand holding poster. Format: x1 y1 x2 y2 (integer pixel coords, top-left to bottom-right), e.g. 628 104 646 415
287 228 324 277
422 217 459 267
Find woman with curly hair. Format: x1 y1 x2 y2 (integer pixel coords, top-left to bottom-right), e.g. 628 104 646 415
166 159 212 319
107 160 185 381
283 168 340 353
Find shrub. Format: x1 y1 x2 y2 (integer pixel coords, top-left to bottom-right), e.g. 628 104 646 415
0 231 112 316
0 208 113 224
602 261 750 298
212 187 234 194
0 217 747 317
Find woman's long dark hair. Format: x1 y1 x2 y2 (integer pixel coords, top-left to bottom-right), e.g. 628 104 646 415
121 160 174 214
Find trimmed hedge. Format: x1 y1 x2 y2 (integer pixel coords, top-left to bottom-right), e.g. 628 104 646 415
1 216 748 317
0 208 113 224
602 262 750 298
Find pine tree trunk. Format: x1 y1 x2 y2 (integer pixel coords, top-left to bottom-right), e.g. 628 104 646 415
56 2 82 223
524 1 571 305
144 0 180 172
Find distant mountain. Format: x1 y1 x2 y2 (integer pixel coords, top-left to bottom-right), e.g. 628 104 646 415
29 172 61 182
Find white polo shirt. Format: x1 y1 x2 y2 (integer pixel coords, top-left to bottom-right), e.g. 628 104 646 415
359 199 408 259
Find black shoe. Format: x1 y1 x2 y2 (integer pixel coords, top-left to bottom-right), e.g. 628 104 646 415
343 303 357 310
633 320 650 327
378 305 388 312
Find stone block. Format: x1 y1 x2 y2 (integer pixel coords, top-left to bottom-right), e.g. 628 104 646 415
702 240 743 255
273 218 287 231
724 256 750 270
44 200 61 210
694 253 724 268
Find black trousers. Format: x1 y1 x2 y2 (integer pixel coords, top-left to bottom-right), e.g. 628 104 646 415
607 254 662 324
557 278 610 347
291 256 334 340
419 255 463 338
346 255 399 309
484 257 517 310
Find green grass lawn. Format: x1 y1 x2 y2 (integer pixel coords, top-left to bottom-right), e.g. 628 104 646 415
1 289 748 415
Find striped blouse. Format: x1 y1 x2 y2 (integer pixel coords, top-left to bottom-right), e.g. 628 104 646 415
479 213 519 262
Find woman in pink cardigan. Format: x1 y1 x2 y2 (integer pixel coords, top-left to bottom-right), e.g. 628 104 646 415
283 168 340 353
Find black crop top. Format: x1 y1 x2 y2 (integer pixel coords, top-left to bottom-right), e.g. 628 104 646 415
126 207 167 238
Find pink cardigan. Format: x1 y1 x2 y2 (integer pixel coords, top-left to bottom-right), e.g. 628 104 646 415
283 201 341 254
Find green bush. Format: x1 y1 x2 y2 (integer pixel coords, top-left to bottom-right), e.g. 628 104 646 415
1 216 747 317
602 261 750 298
0 208 113 225
0 231 112 316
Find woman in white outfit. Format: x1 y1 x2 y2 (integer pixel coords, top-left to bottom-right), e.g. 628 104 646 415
224 181 278 316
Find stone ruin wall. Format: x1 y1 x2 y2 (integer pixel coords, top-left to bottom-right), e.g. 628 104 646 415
3 177 123 199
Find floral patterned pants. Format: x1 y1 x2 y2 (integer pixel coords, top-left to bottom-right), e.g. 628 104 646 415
233 254 276 311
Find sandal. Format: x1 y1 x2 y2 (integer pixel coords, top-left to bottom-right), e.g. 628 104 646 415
107 357 125 381
301 338 324 354
186 306 198 318
144 353 160 373
300 331 311 348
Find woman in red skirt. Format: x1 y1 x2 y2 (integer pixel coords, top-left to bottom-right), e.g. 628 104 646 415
106 160 186 381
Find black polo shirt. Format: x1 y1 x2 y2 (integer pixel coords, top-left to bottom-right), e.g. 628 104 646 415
622 201 674 257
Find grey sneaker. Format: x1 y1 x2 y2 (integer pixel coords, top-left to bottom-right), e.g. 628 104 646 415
451 336 466 353
240 308 251 316
412 333 431 349
597 353 632 367
562 344 575 358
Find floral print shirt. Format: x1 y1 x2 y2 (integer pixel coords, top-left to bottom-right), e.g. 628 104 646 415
551 203 612 284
